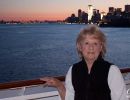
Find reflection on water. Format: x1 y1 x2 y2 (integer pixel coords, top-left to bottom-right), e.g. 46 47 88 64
0 24 130 83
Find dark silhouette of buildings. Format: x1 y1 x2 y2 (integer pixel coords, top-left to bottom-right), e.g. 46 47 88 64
100 5 130 27
65 6 101 24
64 4 130 27
125 5 130 12
91 9 101 24
65 9 88 24
65 13 79 23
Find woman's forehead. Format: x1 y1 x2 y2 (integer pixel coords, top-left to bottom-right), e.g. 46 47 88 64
83 34 100 40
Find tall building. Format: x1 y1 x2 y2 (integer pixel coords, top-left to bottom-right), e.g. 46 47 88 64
109 7 115 13
82 11 88 23
125 5 130 12
116 8 122 16
93 9 97 15
78 9 82 18
88 5 93 21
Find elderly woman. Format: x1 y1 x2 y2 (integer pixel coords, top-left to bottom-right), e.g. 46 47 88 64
41 25 128 100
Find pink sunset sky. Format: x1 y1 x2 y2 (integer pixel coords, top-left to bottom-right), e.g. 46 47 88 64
0 0 130 21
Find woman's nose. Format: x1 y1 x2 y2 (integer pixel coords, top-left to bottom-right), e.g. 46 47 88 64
89 44 94 50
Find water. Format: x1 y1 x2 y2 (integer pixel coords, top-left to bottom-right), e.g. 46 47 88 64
0 24 130 83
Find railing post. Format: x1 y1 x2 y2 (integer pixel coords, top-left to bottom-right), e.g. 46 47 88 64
18 87 26 96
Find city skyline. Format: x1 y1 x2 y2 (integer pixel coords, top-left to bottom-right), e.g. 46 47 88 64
0 0 130 21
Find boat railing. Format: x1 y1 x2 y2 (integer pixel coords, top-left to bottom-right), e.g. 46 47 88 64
0 76 65 100
0 76 65 90
0 68 130 100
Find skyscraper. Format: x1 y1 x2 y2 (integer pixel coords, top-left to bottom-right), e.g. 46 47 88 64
109 7 115 13
78 9 82 18
88 5 93 22
125 5 130 12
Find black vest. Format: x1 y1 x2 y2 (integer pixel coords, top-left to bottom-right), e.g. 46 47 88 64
72 58 112 100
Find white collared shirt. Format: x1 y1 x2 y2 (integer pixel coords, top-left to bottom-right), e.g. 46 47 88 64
65 65 128 100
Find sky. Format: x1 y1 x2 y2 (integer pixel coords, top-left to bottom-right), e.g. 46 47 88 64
0 0 130 21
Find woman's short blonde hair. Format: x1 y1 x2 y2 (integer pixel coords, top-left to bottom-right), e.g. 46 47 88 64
76 25 107 58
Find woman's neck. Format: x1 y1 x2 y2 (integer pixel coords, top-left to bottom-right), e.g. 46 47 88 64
85 59 95 73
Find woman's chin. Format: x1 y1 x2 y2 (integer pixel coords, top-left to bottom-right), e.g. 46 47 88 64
86 56 96 61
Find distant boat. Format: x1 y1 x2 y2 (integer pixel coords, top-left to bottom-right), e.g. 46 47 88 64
0 68 130 100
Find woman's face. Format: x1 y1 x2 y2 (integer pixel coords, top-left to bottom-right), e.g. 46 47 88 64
80 34 102 61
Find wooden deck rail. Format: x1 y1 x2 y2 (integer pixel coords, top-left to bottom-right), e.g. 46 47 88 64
0 68 130 90
120 68 130 73
0 76 65 90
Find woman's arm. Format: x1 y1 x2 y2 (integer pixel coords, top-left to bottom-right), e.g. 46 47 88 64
65 66 74 100
40 66 74 100
40 77 65 100
108 65 128 100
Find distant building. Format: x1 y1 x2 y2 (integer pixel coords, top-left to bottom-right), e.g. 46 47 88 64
82 11 88 23
88 5 93 22
78 9 82 18
116 8 122 13
71 13 76 18
116 8 122 16
91 9 101 24
78 9 82 23
65 13 79 23
93 9 97 15
109 7 115 13
100 12 106 19
125 5 130 12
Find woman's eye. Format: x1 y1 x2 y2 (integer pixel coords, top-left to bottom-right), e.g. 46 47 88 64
94 43 98 45
85 42 89 45
94 43 101 47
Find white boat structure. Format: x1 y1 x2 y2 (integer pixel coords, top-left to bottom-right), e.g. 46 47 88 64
0 68 130 100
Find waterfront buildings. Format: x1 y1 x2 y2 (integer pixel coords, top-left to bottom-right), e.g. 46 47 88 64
1 4 130 26
64 4 130 27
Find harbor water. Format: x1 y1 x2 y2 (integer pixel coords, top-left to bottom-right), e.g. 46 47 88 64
0 24 130 83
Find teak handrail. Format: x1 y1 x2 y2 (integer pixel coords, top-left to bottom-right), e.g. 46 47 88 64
120 68 130 73
0 68 130 90
0 76 65 90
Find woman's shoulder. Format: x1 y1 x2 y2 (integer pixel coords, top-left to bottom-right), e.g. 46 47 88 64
110 64 120 70
109 64 121 75
73 60 83 66
67 61 82 74
72 60 85 70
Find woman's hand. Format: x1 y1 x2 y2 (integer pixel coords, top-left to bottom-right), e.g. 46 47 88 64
40 77 62 88
40 77 66 100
